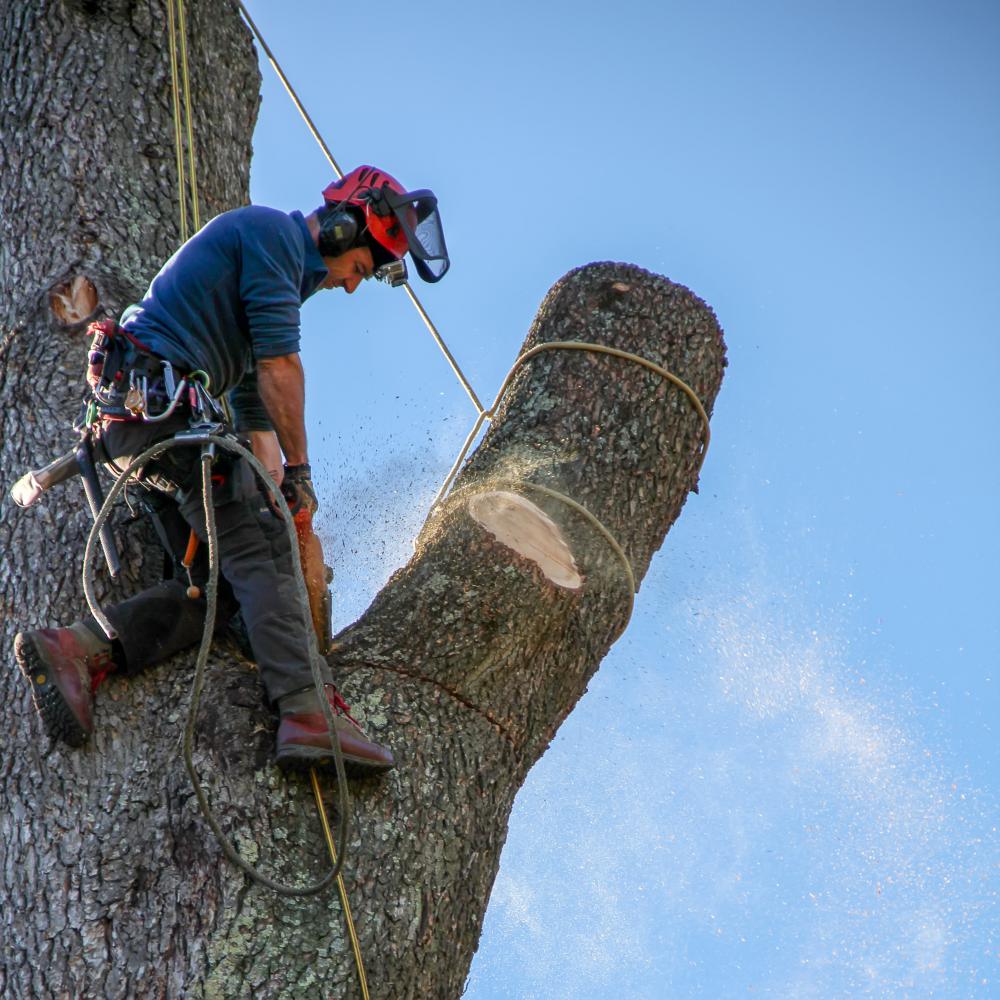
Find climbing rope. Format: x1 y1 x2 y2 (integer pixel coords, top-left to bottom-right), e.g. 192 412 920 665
165 0 200 239
165 0 187 241
235 0 485 414
311 770 371 1000
234 1 343 179
175 0 200 233
82 430 351 895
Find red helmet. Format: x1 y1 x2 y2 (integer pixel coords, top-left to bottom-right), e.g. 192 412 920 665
322 165 450 283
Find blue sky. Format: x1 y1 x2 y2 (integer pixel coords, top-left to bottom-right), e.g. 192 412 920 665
242 1 998 995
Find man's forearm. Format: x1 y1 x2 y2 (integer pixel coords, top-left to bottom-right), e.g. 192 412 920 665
255 354 308 466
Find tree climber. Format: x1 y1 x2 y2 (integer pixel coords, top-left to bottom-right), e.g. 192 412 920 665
14 164 450 773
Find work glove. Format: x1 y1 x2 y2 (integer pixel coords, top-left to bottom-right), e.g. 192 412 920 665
281 463 318 515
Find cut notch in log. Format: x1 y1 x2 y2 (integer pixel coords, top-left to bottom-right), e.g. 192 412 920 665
468 489 584 590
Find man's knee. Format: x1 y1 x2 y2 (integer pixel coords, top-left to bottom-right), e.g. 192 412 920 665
102 578 235 675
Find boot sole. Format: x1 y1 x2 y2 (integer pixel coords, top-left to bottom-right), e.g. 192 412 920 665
14 633 89 748
274 744 394 776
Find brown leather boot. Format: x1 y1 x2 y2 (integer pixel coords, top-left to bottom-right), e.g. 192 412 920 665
15 623 117 747
275 684 395 775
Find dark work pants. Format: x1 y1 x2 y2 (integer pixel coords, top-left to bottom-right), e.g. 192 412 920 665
90 413 330 703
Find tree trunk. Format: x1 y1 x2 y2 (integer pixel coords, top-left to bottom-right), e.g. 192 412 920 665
0 3 727 999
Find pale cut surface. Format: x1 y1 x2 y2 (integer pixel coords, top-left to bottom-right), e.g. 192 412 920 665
468 490 584 590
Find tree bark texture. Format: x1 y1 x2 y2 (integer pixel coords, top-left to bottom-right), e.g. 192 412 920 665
0 3 727 999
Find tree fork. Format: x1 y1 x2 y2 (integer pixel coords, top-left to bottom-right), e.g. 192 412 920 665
0 2 727 997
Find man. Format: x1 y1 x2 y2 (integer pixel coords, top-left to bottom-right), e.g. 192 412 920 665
14 164 450 774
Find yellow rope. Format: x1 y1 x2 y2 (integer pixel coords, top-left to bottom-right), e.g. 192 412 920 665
165 0 188 242
311 770 371 1000
175 0 200 231
166 0 201 237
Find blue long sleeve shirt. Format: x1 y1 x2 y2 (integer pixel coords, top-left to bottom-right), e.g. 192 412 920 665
120 206 329 430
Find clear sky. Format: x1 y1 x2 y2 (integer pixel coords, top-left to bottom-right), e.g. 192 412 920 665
241 1 998 995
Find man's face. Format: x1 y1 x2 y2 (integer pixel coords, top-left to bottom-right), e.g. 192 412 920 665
321 246 375 294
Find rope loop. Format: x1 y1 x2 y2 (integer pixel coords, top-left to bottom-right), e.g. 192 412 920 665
431 340 711 513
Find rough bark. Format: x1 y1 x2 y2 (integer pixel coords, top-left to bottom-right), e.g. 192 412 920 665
0 3 727 999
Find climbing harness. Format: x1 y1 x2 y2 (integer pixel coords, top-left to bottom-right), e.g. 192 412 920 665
85 317 215 427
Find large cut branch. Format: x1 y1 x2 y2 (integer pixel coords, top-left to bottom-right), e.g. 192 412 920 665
326 261 726 996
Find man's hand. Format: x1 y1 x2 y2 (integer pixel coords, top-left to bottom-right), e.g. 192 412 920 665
281 463 318 514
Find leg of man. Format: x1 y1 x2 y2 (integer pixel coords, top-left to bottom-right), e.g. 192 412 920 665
176 456 327 702
93 414 313 695
15 415 235 744
174 454 394 771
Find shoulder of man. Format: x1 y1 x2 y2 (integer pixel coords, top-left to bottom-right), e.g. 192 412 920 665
227 204 298 235
227 205 305 262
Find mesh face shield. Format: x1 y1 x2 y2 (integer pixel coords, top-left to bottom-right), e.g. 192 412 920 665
380 188 450 283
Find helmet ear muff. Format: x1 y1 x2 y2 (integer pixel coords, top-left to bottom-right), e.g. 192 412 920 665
317 204 360 257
